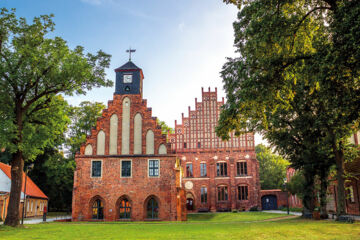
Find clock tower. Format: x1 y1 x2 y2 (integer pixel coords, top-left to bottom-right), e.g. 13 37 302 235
114 60 144 96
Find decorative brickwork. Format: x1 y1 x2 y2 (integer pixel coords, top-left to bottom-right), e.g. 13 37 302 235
72 61 185 221
169 88 261 212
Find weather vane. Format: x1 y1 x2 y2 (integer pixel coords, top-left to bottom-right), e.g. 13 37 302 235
126 47 136 61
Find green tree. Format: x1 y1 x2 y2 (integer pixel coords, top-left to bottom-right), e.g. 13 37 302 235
217 0 360 216
28 147 75 212
0 9 112 226
255 144 289 190
156 119 174 135
67 101 106 157
287 171 306 200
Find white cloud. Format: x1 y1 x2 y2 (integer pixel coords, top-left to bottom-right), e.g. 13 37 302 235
80 0 104 5
178 22 185 32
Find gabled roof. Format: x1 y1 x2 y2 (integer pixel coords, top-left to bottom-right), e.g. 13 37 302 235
114 61 141 72
0 162 48 199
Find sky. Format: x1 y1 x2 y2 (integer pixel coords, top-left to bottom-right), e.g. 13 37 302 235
2 0 266 145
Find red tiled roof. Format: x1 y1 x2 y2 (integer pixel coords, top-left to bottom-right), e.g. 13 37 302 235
0 162 48 199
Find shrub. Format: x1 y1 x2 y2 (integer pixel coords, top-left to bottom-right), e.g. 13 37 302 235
249 206 259 211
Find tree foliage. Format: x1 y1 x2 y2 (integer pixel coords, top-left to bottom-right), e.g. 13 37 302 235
255 144 289 190
28 147 75 212
0 8 112 226
217 0 360 216
156 119 174 135
287 171 306 199
67 101 106 157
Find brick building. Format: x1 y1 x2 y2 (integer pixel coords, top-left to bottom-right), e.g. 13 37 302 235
286 168 303 209
169 88 260 212
327 131 360 215
0 162 48 220
72 60 186 221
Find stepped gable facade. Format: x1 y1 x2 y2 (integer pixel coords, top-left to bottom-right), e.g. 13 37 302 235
72 60 186 222
169 87 260 212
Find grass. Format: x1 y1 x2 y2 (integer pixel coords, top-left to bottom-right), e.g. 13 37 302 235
0 212 359 240
277 207 303 213
187 211 288 222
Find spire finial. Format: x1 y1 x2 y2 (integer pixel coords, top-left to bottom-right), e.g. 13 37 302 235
126 47 136 61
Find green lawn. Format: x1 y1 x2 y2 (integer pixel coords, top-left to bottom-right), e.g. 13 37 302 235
0 212 359 240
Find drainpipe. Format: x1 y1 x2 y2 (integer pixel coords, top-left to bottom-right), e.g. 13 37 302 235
2 196 7 219
356 178 360 215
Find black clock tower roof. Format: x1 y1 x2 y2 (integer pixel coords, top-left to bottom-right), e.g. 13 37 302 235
115 61 141 72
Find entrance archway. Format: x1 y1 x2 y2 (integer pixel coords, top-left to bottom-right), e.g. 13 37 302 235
261 195 277 210
91 198 104 219
119 197 131 219
186 192 195 211
146 197 159 219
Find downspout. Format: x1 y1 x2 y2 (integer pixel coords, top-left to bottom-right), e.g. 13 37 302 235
356 179 360 215
2 196 7 219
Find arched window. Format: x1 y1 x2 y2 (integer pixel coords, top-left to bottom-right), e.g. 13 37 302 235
92 199 104 219
146 197 159 219
122 97 131 154
84 144 93 155
134 113 142 154
97 130 105 155
158 144 167 154
109 114 118 155
146 130 154 154
119 198 131 219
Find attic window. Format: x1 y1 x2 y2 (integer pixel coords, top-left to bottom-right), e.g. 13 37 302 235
125 86 131 92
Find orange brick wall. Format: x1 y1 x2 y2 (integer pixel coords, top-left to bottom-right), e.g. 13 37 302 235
72 90 184 221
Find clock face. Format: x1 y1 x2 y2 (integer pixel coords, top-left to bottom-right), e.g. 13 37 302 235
185 181 193 190
123 74 132 83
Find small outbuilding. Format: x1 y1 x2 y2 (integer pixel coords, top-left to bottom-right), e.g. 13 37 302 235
0 162 48 220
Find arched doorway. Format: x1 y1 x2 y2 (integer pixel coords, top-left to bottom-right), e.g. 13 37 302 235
92 199 104 219
146 197 159 219
186 192 195 211
261 195 278 210
119 198 131 219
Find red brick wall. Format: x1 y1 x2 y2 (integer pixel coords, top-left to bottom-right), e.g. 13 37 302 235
72 155 179 221
78 94 168 156
286 168 303 208
260 190 288 209
170 88 260 212
179 151 260 212
73 92 184 221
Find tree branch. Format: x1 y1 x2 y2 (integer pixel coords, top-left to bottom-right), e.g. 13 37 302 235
290 6 332 52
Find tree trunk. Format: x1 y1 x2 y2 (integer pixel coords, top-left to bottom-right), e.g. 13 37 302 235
4 151 24 227
319 170 328 219
334 148 346 216
332 136 346 216
4 102 24 227
302 170 315 217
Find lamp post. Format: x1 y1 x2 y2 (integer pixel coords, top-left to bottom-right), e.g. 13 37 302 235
21 163 34 225
283 178 289 215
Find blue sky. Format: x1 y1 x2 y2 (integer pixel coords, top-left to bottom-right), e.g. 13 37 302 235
2 0 264 144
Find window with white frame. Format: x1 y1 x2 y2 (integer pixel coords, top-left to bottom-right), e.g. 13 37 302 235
121 160 132 177
91 160 102 177
149 160 159 177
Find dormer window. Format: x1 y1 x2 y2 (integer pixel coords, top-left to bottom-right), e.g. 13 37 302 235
123 74 133 83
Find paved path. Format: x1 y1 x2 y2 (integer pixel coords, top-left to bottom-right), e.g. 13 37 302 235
262 210 302 216
23 215 71 224
0 215 71 225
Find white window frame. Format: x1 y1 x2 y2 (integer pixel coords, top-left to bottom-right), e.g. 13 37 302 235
148 159 160 178
120 159 132 178
91 159 103 178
